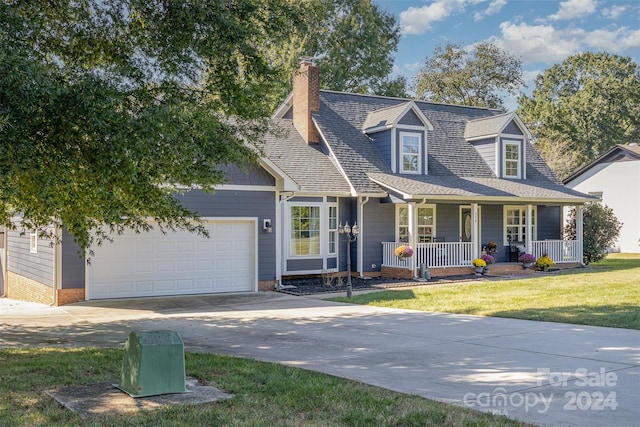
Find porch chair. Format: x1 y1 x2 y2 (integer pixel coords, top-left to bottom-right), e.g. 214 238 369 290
509 241 525 262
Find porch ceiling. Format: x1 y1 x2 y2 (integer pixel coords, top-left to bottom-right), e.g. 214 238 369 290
367 172 594 204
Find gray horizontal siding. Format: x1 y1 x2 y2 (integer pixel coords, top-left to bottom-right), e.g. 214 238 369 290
7 228 54 287
473 138 497 175
362 199 394 273
218 163 276 186
177 189 276 282
538 206 561 240
287 258 323 271
61 230 85 289
504 120 523 135
370 130 392 169
398 109 424 126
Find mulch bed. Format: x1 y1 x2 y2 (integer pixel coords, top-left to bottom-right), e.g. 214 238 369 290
276 274 490 296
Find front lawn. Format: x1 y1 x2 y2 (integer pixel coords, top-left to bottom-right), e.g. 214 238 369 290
330 253 640 329
0 348 530 427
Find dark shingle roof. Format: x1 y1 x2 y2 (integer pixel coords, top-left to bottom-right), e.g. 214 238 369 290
464 112 513 139
263 119 351 194
368 173 591 202
269 90 581 201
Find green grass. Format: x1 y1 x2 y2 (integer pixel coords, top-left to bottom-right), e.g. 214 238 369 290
331 253 640 329
0 348 530 427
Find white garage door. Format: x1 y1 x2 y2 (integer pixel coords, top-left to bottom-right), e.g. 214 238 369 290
87 220 256 300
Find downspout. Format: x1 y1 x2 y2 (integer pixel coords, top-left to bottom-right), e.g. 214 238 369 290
357 196 370 277
276 192 296 287
51 227 62 306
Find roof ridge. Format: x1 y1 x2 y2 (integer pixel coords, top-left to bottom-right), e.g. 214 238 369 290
319 89 502 113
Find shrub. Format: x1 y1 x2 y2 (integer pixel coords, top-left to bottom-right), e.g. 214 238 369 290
564 203 622 264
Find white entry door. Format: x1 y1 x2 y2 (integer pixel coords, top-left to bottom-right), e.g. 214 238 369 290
87 220 256 300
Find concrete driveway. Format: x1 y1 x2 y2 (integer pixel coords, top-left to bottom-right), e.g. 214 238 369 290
1 292 639 427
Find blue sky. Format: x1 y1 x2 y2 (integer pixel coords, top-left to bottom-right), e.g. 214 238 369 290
376 0 640 108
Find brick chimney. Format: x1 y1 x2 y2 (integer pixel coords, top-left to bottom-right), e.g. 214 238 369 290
293 60 320 143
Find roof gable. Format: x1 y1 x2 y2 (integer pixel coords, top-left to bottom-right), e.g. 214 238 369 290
464 112 531 140
361 101 433 133
564 144 640 184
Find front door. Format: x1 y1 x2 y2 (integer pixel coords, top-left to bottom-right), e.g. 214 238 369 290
460 206 481 249
461 208 472 242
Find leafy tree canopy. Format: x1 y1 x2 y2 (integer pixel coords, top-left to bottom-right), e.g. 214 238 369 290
413 42 524 110
269 0 406 101
518 52 640 179
0 0 304 251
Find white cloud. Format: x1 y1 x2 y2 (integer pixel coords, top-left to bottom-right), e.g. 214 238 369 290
492 21 582 63
399 0 485 35
474 0 507 22
548 0 597 21
491 21 640 65
602 5 627 19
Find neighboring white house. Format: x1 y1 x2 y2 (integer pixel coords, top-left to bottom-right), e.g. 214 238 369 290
564 144 640 253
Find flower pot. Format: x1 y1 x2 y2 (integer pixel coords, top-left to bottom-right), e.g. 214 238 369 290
522 262 532 270
474 267 484 275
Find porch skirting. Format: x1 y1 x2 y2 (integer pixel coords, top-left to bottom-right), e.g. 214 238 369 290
382 266 475 278
381 263 540 279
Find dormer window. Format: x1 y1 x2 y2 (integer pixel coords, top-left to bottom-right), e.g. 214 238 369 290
503 140 521 178
400 132 421 174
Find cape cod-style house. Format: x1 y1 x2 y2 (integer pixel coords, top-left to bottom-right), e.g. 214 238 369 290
2 62 592 305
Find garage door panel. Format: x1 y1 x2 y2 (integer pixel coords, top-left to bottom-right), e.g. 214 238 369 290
88 220 255 299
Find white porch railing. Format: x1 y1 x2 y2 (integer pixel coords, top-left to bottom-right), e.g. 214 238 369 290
531 240 581 264
382 239 582 268
382 242 474 269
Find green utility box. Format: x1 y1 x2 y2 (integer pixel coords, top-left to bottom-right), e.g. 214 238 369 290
115 330 188 398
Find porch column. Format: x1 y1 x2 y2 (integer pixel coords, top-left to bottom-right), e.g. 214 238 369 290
357 196 370 277
577 205 584 265
471 203 479 259
525 204 533 253
408 202 417 275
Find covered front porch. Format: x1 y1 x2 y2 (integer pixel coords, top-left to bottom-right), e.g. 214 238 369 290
379 202 585 278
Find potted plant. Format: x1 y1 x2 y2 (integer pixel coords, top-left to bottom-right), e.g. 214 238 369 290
472 258 486 275
518 253 536 269
536 255 554 271
394 245 414 261
480 253 495 273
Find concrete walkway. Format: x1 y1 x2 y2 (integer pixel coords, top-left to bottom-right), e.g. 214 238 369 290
1 293 638 427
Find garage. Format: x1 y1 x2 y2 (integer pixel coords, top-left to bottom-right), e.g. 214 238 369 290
87 219 256 300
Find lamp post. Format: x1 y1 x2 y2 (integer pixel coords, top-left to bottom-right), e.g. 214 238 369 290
338 221 358 298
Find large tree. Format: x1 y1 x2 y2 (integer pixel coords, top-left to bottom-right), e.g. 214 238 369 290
0 0 304 251
413 42 524 110
518 52 640 179
269 0 406 100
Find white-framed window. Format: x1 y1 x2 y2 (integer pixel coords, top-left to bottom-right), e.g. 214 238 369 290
400 132 421 174
29 231 38 254
290 205 321 256
397 205 436 243
503 140 521 178
288 201 338 257
504 206 536 244
328 205 338 255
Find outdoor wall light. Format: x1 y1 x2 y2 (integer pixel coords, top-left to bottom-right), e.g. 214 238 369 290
263 219 273 233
